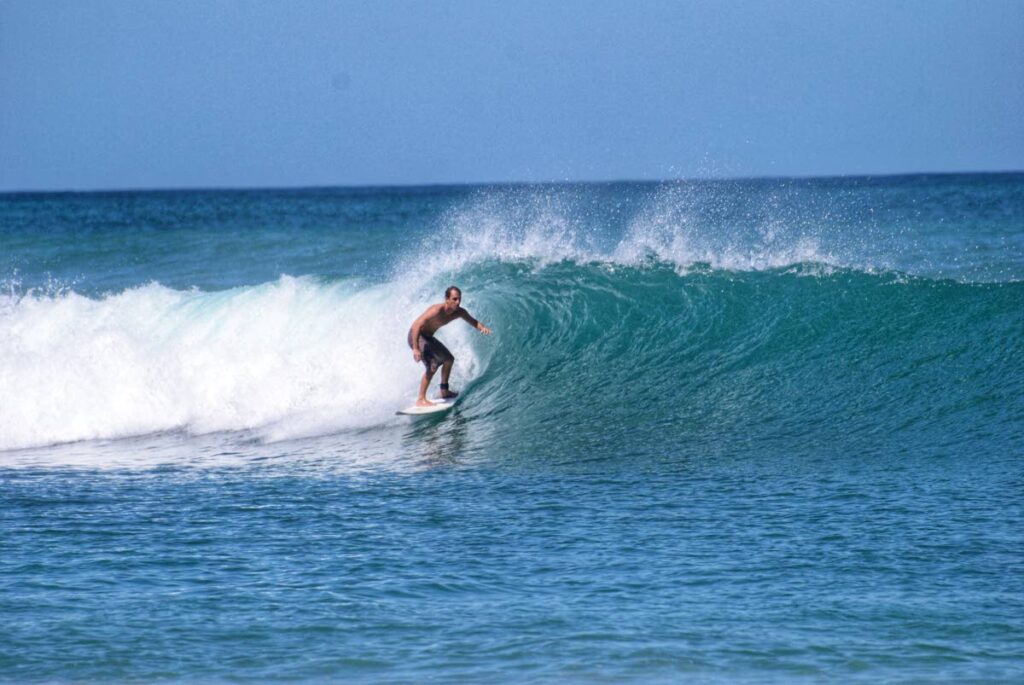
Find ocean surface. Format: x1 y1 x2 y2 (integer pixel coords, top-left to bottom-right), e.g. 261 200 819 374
1 174 1022 683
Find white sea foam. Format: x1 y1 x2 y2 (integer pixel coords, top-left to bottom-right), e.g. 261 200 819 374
405 184 839 279
0 276 482 451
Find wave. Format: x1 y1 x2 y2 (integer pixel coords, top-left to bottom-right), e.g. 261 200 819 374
2 254 1021 453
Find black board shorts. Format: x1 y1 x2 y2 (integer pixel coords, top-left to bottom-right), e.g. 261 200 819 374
408 331 454 374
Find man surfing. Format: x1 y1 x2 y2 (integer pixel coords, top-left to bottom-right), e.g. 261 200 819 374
408 286 492 407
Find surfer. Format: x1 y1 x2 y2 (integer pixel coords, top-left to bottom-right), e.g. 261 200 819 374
408 286 491 407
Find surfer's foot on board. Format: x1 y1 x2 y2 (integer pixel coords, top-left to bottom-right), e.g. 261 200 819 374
439 383 459 399
415 398 435 407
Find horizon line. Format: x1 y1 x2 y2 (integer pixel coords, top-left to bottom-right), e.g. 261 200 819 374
2 168 1022 197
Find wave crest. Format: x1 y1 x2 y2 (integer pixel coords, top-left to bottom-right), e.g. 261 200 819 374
404 183 844 283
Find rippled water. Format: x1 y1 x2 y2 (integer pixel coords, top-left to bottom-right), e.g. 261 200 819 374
2 175 1022 682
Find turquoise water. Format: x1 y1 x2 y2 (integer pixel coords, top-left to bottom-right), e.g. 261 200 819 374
2 175 1023 682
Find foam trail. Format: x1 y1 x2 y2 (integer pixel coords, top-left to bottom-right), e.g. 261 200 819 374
0 276 482 450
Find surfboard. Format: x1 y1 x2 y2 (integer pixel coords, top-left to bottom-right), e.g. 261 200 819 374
396 396 457 416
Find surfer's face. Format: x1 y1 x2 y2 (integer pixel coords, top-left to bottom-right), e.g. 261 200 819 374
444 292 461 312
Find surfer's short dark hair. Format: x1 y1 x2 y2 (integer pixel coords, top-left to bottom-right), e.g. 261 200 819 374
445 286 462 299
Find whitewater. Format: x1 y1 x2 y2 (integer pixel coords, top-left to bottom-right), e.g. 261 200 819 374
2 175 1022 683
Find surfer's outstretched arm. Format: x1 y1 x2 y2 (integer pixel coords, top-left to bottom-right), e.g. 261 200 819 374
458 308 492 334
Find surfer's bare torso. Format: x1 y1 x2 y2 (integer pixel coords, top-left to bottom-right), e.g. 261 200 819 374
412 304 475 339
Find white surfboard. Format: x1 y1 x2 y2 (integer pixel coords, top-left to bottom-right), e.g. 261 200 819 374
396 396 457 416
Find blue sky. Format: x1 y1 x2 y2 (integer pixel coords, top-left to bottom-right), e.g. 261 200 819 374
1 0 1022 191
